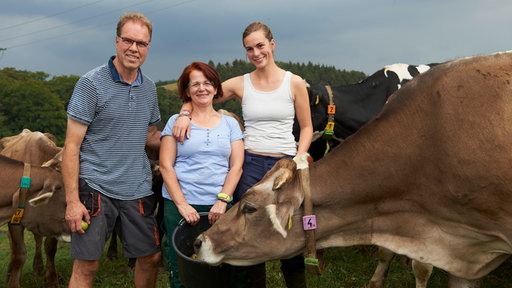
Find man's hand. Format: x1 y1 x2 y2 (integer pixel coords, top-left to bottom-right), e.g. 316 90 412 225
65 200 90 234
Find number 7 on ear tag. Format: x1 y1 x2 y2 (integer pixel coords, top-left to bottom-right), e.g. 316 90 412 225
302 215 317 230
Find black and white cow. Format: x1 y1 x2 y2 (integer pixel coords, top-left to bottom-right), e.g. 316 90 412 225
296 63 434 161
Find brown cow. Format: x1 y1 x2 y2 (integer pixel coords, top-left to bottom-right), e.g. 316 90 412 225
303 64 435 288
194 52 512 287
0 129 64 288
1 155 70 288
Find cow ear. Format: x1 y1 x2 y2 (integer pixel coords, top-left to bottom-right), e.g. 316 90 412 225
274 158 306 235
273 169 294 190
28 192 54 207
271 159 297 191
273 187 304 237
42 150 62 171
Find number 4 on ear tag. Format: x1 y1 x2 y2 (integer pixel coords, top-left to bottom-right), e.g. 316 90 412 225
302 215 317 230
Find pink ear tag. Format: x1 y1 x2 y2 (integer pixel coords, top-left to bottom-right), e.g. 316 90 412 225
302 215 317 231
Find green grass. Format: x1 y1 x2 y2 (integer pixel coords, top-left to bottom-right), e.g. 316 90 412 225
1 225 511 287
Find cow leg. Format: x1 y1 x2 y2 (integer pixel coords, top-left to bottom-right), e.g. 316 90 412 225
44 237 59 288
32 232 44 276
7 224 26 288
412 260 433 288
448 274 480 288
367 246 394 288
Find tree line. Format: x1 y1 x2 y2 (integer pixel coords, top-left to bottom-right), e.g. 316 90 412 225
0 60 366 145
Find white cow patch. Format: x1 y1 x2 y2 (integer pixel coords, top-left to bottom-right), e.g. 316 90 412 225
384 63 431 89
415 64 431 74
195 234 224 265
266 204 287 238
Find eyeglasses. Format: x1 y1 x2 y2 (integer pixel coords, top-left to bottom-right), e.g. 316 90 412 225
188 81 215 89
118 36 149 49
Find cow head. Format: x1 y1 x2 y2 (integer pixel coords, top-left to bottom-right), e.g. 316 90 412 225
194 155 310 266
21 166 71 242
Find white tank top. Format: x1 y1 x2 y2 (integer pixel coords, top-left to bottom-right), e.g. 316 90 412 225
242 71 297 155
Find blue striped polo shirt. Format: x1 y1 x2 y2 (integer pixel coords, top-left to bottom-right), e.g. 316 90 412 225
67 56 161 200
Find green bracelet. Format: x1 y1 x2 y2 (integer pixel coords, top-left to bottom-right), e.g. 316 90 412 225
217 192 231 203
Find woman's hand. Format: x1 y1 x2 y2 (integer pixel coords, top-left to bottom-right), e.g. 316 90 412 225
172 116 191 144
177 203 200 225
208 201 227 224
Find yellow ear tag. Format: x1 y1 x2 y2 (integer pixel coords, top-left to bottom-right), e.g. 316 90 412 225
315 95 319 105
287 214 293 230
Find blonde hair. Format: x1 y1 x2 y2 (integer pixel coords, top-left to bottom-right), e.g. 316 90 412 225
116 12 153 42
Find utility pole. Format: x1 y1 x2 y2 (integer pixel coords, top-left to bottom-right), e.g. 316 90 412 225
0 48 6 64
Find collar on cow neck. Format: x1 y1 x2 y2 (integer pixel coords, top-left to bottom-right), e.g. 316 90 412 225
320 84 343 155
10 163 31 225
294 155 325 274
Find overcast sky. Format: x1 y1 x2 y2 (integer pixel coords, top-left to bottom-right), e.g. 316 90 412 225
1 0 511 82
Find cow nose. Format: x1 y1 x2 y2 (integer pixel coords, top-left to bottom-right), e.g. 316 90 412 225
193 237 202 252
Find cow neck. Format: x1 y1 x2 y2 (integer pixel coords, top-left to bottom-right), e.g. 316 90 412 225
325 84 335 128
321 84 343 156
10 163 31 225
297 161 325 274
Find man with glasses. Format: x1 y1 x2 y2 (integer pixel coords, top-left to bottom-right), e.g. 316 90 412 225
62 12 162 288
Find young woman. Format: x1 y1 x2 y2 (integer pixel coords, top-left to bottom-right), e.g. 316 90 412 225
173 22 313 288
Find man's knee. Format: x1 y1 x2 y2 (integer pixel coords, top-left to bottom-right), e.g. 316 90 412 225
137 252 162 269
73 259 100 274
69 259 100 286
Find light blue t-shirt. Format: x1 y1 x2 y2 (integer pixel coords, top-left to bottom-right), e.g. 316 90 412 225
160 113 243 205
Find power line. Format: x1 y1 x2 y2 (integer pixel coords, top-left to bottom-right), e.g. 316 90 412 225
2 0 199 50
0 48 6 64
0 0 106 32
0 0 155 43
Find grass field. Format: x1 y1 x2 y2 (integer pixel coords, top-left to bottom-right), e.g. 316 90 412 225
1 225 511 287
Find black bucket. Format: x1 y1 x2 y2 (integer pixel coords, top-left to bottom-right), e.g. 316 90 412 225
172 212 233 288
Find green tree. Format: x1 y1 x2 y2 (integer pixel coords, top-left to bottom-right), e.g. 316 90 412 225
0 61 366 141
0 68 67 144
47 75 80 109
157 86 182 124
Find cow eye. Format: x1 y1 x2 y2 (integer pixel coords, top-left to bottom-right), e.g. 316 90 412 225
242 203 257 214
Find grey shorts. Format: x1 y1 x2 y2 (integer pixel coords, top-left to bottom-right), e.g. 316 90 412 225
70 179 161 260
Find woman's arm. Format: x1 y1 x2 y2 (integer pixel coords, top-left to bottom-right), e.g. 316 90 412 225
159 135 200 224
291 74 313 156
172 102 193 144
172 76 244 144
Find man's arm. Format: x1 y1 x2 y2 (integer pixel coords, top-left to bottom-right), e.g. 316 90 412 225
146 124 162 161
62 117 89 234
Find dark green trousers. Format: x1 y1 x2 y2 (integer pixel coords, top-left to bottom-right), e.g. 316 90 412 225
163 199 215 288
